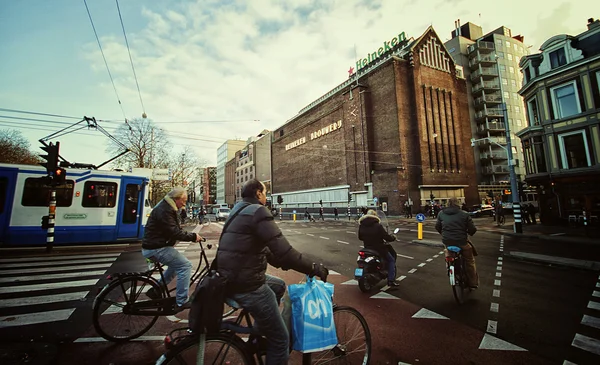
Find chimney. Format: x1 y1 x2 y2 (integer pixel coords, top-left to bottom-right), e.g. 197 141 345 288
588 18 600 30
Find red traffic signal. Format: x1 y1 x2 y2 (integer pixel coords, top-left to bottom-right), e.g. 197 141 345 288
53 167 67 185
39 142 60 174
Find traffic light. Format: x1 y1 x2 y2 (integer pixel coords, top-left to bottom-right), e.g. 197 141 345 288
319 199 323 206
41 215 49 229
53 167 66 185
430 193 435 201
277 195 283 204
39 142 59 174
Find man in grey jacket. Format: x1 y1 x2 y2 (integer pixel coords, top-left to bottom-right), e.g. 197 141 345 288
435 198 479 288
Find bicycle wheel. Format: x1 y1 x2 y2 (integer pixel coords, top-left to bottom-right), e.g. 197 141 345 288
498 215 505 226
158 333 254 365
452 260 466 305
92 275 161 342
310 306 371 365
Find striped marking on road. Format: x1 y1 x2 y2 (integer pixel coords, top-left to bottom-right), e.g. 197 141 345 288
490 303 499 312
0 308 75 328
433 255 439 258
426 258 433 262
495 280 501 286
306 234 315 237
493 289 500 297
329 270 341 275
497 261 503 266
408 269 417 274
496 272 502 278
439 251 444 255
496 266 503 271
398 275 407 281
0 270 105 283
0 279 98 294
0 257 116 269
498 257 503 261
74 336 165 343
337 240 349 245
487 320 498 334
346 231 355 234
596 282 600 288
397 254 414 259
319 236 330 240
418 263 426 267
572 333 600 356
581 314 600 330
0 263 111 275
588 301 600 311
0 253 120 263
593 291 600 298
0 291 89 308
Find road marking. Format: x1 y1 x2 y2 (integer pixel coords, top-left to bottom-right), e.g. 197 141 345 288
596 282 600 288
74 336 166 343
398 275 407 281
487 320 498 334
408 268 417 274
337 240 349 245
496 266 502 271
588 301 600 311
0 253 119 263
490 303 499 312
166 315 188 324
0 308 75 328
0 257 116 269
499 248 504 252
397 254 414 259
418 263 426 267
346 231 355 234
572 333 600 355
370 292 399 299
496 272 502 278
562 361 577 365
494 280 501 286
581 314 600 330
426 258 433 262
319 236 330 240
0 279 99 294
411 308 448 319
479 333 526 351
493 289 500 297
306 234 315 237
0 263 111 275
594 291 600 298
0 270 106 284
0 291 89 308
497 261 503 266
439 251 444 255
498 257 503 261
341 279 358 285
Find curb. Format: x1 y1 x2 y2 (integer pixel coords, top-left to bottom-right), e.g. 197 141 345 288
410 239 444 248
504 251 600 271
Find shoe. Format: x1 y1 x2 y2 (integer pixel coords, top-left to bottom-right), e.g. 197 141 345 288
174 301 192 313
387 281 401 287
146 287 161 300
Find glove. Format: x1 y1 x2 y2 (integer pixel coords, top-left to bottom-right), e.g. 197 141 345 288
310 263 329 283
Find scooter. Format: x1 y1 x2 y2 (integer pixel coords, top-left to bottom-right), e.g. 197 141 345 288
355 228 400 292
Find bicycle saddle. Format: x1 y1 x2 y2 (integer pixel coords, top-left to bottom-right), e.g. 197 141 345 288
447 246 462 253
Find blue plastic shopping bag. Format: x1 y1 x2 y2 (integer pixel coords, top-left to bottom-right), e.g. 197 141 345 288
288 276 337 353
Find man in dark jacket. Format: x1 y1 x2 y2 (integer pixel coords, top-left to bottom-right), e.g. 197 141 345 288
141 187 203 311
215 179 329 365
435 197 479 288
358 209 399 287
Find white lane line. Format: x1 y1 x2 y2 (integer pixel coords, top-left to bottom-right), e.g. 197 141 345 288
166 316 189 324
498 257 503 261
0 308 75 328
0 253 119 263
490 303 499 312
0 279 98 294
494 280 501 286
398 275 407 281
593 291 600 298
397 254 414 259
408 269 417 274
319 236 330 240
588 301 600 311
496 266 503 271
487 320 498 334
337 240 349 245
433 255 439 258
596 282 600 288
306 234 315 237
572 333 600 356
75 336 166 343
439 251 444 255
346 231 355 234
497 261 503 266
493 289 500 297
0 291 89 308
329 270 341 275
496 272 502 278
499 248 504 252
0 257 116 269
0 263 111 275
418 263 426 267
0 270 105 283
426 259 433 262
581 315 600 330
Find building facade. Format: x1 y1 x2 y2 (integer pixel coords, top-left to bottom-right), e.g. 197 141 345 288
517 18 600 225
216 139 246 204
445 22 529 192
224 157 236 207
271 27 479 215
201 166 217 206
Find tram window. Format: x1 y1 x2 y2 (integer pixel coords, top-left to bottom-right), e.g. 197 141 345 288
0 177 7 213
123 184 139 223
82 181 117 208
21 178 74 207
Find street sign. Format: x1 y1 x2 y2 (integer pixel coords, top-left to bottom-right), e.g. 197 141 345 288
152 168 170 181
416 213 426 222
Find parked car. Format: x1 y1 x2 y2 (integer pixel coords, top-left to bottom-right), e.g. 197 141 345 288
469 204 494 218
215 208 231 221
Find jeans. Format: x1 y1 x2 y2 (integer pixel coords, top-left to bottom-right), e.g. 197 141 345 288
385 251 396 282
231 275 288 365
141 246 192 306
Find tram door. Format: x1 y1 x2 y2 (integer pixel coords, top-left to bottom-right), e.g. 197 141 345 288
0 168 17 244
116 177 144 239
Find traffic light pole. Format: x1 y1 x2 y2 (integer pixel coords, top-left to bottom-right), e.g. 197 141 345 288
46 189 56 252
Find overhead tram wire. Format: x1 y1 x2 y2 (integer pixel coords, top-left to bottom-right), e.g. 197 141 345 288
83 0 128 121
115 0 146 118
0 108 82 120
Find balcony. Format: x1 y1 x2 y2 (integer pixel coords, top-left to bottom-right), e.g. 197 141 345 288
476 120 506 135
474 93 503 109
475 108 504 120
480 152 508 160
468 54 496 69
468 41 495 55
482 165 510 175
472 80 501 95
470 67 499 82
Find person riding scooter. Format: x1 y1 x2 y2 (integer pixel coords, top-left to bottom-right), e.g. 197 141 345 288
358 209 400 286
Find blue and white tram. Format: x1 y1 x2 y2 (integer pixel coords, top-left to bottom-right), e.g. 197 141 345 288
0 163 151 246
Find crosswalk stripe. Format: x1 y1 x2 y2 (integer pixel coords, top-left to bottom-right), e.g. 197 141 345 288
0 308 75 328
581 314 600 330
0 279 98 294
572 333 600 355
0 270 106 283
0 257 116 269
0 263 111 275
0 291 89 308
588 301 600 311
0 253 119 263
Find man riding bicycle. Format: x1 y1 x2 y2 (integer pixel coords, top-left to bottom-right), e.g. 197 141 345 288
435 197 479 289
215 179 329 365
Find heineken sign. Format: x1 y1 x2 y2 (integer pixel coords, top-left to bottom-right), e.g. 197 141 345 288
355 32 407 73
285 120 343 151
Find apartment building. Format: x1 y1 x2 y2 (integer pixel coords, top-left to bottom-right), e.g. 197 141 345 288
216 139 246 204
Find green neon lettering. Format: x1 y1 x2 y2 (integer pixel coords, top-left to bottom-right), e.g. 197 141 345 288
391 37 398 46
378 47 384 57
384 41 391 52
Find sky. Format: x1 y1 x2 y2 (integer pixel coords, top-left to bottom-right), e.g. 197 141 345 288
0 0 595 167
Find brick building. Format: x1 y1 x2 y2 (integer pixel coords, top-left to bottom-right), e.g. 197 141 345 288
271 27 479 215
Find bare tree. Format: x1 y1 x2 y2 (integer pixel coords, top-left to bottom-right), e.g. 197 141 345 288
0 129 42 165
105 118 170 169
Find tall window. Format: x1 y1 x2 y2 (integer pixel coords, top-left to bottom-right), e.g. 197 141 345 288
550 81 581 119
533 137 547 173
21 178 74 207
527 97 540 125
549 48 567 69
509 66 515 74
558 130 591 169
82 181 118 208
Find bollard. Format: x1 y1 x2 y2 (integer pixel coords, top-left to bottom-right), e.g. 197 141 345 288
418 222 423 240
279 207 282 221
293 214 296 222
583 208 587 227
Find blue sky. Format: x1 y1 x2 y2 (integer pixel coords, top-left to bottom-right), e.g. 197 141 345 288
0 0 594 166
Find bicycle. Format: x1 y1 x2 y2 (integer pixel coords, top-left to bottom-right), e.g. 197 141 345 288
92 238 234 342
155 299 372 365
445 245 469 304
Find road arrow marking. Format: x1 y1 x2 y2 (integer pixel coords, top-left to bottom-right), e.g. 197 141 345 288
411 308 448 319
479 333 527 351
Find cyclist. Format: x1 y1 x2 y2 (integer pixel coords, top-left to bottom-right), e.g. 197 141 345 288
495 200 505 225
141 187 203 311
215 179 329 365
358 209 399 286
435 197 479 289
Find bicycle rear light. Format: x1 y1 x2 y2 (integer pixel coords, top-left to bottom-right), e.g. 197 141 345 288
445 257 455 262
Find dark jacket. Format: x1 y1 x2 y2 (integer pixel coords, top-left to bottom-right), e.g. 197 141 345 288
358 214 395 258
142 196 196 250
435 205 477 245
216 197 313 294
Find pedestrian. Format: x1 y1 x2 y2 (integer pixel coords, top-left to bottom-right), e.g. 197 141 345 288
334 207 339 220
304 207 309 222
180 207 187 224
407 201 413 218
523 204 531 224
319 207 324 221
528 203 537 224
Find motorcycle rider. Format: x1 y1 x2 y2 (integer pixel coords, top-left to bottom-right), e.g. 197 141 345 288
435 197 479 288
358 209 400 286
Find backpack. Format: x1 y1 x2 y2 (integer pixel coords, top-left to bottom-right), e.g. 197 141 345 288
188 270 228 334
